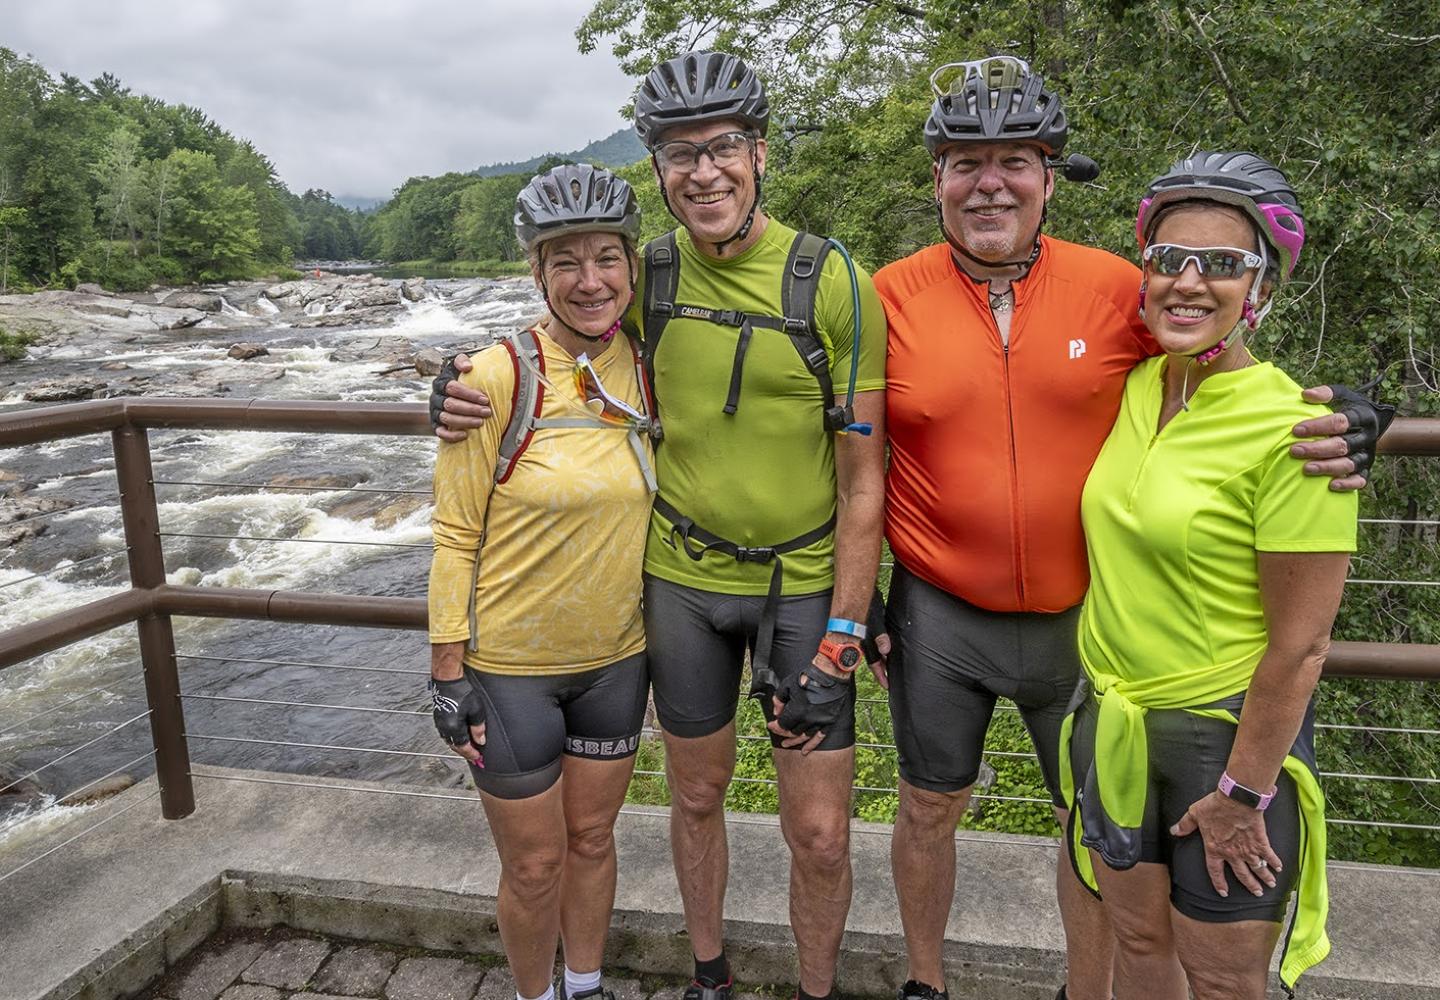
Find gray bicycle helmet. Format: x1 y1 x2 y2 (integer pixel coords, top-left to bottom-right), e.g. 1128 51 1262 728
514 163 641 254
923 56 1068 158
1135 150 1305 277
634 50 770 149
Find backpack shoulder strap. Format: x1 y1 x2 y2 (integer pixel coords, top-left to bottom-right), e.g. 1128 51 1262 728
779 231 836 407
494 328 545 484
642 230 681 387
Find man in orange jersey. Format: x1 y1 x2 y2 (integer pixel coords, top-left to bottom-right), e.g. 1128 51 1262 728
873 57 1386 1000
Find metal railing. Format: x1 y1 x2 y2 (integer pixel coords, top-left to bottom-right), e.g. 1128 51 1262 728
1 397 1438 844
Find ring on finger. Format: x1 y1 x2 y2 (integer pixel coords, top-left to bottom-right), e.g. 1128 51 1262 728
1252 858 1269 870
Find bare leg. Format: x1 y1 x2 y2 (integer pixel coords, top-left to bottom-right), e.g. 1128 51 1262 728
482 782 568 997
662 723 738 963
1088 856 1187 1000
1053 806 1113 1000
891 779 971 990
774 745 856 996
557 753 640 975
1171 909 1282 1000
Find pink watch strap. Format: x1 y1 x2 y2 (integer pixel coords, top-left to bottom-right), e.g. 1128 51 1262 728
1218 771 1276 811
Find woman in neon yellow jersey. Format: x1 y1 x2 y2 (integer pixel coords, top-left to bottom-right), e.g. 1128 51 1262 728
1064 152 1357 1000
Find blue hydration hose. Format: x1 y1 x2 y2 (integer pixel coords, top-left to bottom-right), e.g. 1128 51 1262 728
826 238 873 436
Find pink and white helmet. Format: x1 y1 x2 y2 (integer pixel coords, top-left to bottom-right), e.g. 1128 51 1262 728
1135 150 1305 279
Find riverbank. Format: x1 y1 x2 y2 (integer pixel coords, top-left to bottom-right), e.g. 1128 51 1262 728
376 259 531 279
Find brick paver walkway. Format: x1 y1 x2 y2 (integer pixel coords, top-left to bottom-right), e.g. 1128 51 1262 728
141 930 777 1000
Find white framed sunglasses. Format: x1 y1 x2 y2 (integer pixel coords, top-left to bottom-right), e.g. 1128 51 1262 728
1143 243 1264 280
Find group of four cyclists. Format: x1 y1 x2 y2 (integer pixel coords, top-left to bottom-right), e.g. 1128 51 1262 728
425 51 1388 1000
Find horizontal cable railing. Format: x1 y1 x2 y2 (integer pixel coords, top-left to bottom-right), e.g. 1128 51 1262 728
0 397 1435 880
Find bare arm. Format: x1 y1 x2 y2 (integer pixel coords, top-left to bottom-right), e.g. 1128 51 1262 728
829 389 887 628
1171 550 1350 896
767 389 886 752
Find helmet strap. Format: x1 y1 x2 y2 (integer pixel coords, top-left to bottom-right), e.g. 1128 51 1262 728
937 199 1044 279
653 151 763 257
537 247 636 348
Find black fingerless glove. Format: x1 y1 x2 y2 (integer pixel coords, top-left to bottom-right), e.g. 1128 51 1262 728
775 664 851 737
1326 383 1398 482
428 355 461 431
429 675 484 749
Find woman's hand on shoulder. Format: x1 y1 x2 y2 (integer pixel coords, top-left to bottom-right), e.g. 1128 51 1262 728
1171 791 1283 898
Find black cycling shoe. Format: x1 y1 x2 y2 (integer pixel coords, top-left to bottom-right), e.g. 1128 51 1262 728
683 976 734 1000
896 980 947 1000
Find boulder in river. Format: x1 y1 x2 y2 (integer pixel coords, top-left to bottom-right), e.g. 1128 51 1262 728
23 377 106 403
414 347 444 376
402 277 427 302
168 291 224 312
227 342 270 360
354 284 402 308
73 283 110 296
0 494 77 546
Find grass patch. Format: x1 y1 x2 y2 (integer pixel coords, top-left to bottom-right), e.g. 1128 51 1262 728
0 325 37 362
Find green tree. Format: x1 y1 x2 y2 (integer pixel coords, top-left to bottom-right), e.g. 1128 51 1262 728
454 173 529 261
91 125 146 264
160 148 261 280
0 206 27 293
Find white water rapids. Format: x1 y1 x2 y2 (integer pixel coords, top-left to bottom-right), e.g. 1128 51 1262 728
0 277 543 850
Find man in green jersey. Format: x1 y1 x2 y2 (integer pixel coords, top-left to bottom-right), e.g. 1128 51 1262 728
433 51 887 1000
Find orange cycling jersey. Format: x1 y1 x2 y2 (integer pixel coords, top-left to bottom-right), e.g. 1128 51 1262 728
876 236 1158 613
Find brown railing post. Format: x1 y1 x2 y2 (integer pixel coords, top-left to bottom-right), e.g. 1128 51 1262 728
112 423 194 819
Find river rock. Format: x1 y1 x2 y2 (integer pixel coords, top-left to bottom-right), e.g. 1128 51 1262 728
228 342 270 360
74 283 109 295
329 337 415 364
99 361 130 371
60 773 135 805
402 277 427 302
414 347 444 376
160 309 205 330
353 284 402 307
0 765 43 800
169 291 224 312
0 494 76 546
23 377 106 403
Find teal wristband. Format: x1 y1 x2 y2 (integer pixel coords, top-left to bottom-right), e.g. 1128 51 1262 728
826 617 867 639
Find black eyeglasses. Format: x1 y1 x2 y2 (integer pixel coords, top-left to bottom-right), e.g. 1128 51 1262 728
1143 243 1264 280
653 131 756 173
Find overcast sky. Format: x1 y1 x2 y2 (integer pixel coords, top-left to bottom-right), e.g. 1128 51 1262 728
4 0 637 199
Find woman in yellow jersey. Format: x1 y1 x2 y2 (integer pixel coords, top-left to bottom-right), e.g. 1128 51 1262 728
1064 152 1358 1000
427 164 655 1000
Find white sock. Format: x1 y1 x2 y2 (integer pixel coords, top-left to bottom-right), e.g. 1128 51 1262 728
564 967 602 997
519 986 556 1000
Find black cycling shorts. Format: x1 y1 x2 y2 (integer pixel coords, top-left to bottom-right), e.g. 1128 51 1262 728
1067 691 1310 924
885 563 1080 805
643 575 855 750
462 652 648 800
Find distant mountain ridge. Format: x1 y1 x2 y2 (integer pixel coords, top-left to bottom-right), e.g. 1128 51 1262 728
470 127 645 178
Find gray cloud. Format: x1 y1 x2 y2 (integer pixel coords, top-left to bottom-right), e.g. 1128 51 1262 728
4 0 636 198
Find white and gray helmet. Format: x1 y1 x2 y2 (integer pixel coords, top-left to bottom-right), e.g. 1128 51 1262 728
514 163 641 254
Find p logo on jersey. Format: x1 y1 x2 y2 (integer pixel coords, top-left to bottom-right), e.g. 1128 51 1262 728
1068 339 1087 360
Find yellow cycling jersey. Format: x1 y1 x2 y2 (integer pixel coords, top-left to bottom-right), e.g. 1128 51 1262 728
428 327 652 675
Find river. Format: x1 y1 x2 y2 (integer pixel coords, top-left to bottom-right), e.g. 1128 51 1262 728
0 275 543 849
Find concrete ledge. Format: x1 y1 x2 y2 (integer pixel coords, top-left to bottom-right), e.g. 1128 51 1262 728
1 768 1436 1000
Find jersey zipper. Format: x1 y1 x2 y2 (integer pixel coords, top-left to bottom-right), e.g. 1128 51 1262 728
993 315 1026 609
